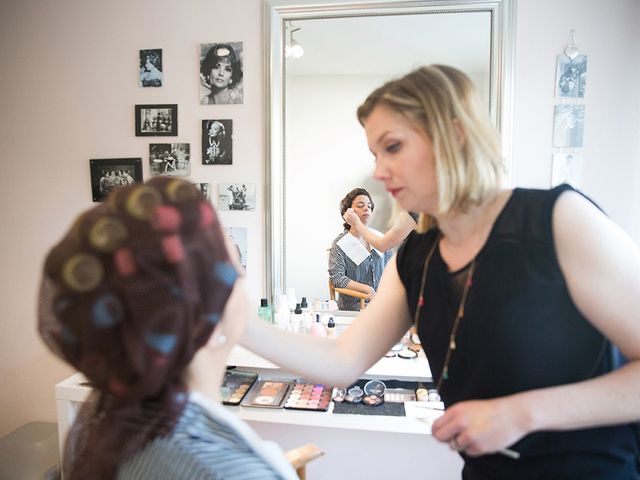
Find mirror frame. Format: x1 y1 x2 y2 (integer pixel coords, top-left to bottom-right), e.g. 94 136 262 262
264 0 517 301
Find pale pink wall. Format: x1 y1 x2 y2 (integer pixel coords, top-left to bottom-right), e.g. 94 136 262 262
0 0 265 436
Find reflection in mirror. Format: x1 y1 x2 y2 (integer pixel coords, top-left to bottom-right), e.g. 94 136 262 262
265 1 516 303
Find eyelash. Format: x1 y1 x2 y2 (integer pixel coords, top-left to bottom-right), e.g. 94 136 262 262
386 142 400 153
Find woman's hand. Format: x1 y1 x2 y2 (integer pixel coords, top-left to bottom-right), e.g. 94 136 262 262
343 208 363 229
431 396 530 456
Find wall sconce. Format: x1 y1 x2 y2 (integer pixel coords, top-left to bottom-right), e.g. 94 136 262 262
285 26 304 58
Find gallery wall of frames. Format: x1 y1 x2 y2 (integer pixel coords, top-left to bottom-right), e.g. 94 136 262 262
90 43 253 273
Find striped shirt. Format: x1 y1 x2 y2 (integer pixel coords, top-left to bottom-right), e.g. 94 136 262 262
117 392 298 480
328 230 392 311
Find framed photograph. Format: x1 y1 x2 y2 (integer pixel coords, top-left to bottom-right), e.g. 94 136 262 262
195 182 211 199
135 104 177 136
224 227 247 270
139 49 163 87
555 54 587 98
217 183 256 211
202 119 233 165
90 158 142 202
149 143 191 176
551 153 583 188
553 104 585 148
199 42 244 104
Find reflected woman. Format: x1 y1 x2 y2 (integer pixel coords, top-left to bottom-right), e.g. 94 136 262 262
328 188 392 311
199 43 244 105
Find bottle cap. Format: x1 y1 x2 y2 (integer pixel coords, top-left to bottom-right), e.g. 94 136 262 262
301 296 308 308
260 298 268 307
294 303 302 314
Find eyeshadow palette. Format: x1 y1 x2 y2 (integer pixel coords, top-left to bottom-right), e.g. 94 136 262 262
284 383 332 411
241 380 292 408
384 388 416 403
221 370 258 406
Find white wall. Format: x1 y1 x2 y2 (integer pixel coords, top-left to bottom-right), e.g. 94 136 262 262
0 0 265 436
1 0 639 442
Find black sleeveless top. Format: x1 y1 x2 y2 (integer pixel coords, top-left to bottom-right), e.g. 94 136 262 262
397 185 639 479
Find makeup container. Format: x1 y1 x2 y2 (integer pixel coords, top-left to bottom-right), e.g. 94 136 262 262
383 351 396 358
310 313 327 337
221 370 258 405
290 303 303 333
326 315 336 337
416 388 429 402
258 298 273 324
344 385 363 404
241 380 291 408
398 349 418 359
284 383 332 411
362 380 386 407
332 387 347 403
390 343 403 352
428 389 441 402
362 394 384 406
384 388 416 403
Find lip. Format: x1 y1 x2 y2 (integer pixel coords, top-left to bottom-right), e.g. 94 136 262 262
387 187 403 197
213 78 228 86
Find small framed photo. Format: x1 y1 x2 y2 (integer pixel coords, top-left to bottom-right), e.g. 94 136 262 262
217 183 256 211
224 226 247 270
135 104 177 136
90 158 142 202
202 119 233 165
139 49 163 87
195 182 211 199
199 42 244 104
551 153 583 188
553 104 585 148
149 143 191 176
555 54 587 98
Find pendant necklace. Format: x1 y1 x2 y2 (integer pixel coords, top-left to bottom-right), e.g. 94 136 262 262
412 233 476 392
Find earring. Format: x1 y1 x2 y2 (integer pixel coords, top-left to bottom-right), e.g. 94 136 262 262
213 333 227 346
229 79 232 84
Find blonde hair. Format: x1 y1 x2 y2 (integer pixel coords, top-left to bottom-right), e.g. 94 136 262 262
357 65 504 232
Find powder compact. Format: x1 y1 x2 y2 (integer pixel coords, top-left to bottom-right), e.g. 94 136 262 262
221 370 258 406
362 394 384 406
344 385 364 404
241 380 291 408
332 387 347 403
397 349 418 359
384 388 416 403
362 379 386 407
284 383 332 411
383 351 396 358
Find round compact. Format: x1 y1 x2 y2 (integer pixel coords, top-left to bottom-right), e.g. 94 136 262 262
332 387 346 403
415 388 429 402
398 349 418 359
390 343 404 352
428 389 441 402
363 379 386 397
362 394 384 406
344 393 362 404
348 386 363 397
384 350 396 358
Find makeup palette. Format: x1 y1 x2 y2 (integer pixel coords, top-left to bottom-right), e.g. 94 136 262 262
241 380 291 408
384 388 416 403
221 370 258 406
284 383 332 411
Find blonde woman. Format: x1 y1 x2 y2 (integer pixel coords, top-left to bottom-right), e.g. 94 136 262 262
243 65 640 478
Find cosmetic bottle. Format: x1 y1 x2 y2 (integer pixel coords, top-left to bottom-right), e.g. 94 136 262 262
290 303 303 333
274 294 290 330
258 298 273 324
287 287 297 311
326 315 336 338
310 314 327 337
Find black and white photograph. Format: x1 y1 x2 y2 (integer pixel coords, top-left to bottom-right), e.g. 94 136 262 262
149 143 190 176
217 183 256 211
551 153 583 188
135 104 177 136
224 227 247 270
202 119 233 165
195 182 211 200
555 54 587 98
90 158 142 202
139 49 163 87
553 104 585 148
199 42 244 105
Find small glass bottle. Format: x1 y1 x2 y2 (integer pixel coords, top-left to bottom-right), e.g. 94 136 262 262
258 298 273 324
290 303 303 333
326 315 336 338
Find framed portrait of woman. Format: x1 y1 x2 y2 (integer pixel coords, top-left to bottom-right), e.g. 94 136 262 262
202 119 233 165
199 42 244 105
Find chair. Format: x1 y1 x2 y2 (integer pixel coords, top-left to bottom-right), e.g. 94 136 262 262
328 280 371 310
285 444 324 479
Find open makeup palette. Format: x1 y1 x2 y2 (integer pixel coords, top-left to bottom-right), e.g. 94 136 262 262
221 370 258 406
241 380 292 408
283 383 333 411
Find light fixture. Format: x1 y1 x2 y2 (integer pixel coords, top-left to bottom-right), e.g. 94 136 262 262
285 25 304 58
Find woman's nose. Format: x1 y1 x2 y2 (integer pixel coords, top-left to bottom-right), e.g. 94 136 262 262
373 161 388 181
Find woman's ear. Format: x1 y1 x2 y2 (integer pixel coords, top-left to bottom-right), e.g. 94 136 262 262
452 119 467 148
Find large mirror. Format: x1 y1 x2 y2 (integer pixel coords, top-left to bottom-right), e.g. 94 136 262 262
265 0 516 303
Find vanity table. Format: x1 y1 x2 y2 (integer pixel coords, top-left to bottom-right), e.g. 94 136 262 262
55 334 463 478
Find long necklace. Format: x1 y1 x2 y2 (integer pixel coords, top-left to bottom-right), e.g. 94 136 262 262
413 233 476 392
